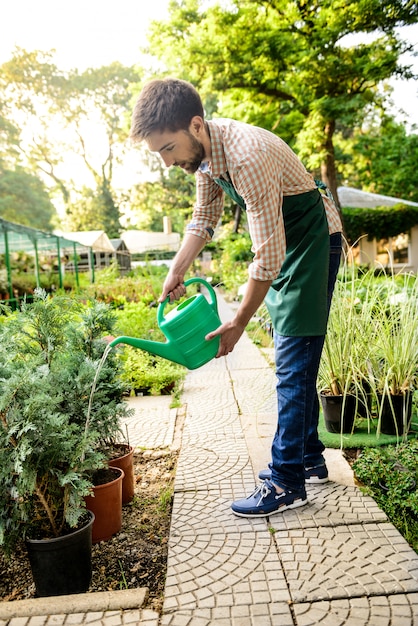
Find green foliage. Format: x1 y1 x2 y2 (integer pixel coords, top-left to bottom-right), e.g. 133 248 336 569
342 204 418 243
319 256 360 396
338 116 418 202
318 253 418 438
209 232 252 296
118 349 185 396
0 165 56 230
145 0 417 197
128 167 196 234
353 440 418 552
114 301 185 395
0 290 132 554
86 265 165 307
361 272 418 399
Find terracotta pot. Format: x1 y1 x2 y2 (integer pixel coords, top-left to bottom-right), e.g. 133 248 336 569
320 392 356 434
108 444 135 504
26 511 94 597
84 467 124 543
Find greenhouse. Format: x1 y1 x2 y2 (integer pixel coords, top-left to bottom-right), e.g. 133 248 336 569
0 218 93 306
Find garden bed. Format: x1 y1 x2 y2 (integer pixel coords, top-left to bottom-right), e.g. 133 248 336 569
0 449 176 613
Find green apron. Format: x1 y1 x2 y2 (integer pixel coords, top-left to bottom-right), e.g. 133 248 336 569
214 177 329 336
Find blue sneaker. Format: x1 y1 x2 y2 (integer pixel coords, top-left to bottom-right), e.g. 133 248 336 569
258 464 329 484
231 480 307 518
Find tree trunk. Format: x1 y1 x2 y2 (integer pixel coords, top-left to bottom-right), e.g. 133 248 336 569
320 120 341 211
233 204 241 233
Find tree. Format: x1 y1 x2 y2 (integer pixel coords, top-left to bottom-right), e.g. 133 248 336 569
0 50 142 234
0 165 56 230
338 115 418 202
145 0 418 206
127 153 239 233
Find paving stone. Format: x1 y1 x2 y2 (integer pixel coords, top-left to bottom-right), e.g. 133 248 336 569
181 412 244 441
272 523 418 603
231 369 277 416
161 603 294 626
267 483 388 531
64 615 85 625
45 617 66 625
293 593 418 625
174 443 255 493
163 529 290 616
123 396 176 449
170 489 268 538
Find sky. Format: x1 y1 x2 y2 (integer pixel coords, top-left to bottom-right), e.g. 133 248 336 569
0 0 169 71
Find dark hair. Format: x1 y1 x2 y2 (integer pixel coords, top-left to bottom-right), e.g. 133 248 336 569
130 78 204 143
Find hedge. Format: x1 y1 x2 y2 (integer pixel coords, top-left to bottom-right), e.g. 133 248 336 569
342 204 418 243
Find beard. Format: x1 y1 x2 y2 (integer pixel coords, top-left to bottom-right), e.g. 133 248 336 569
175 133 205 174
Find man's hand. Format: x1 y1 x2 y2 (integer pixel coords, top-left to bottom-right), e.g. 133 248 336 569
158 277 186 303
205 319 246 358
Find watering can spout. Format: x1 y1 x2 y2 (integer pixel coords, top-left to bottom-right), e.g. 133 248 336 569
109 336 187 368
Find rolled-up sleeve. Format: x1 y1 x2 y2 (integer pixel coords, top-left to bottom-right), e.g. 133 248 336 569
186 171 224 242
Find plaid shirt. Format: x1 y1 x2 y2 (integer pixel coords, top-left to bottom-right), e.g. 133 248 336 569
187 118 342 281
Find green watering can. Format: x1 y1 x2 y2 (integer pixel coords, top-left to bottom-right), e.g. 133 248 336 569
110 278 221 370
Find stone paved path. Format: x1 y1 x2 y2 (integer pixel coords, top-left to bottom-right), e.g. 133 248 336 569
1 292 418 625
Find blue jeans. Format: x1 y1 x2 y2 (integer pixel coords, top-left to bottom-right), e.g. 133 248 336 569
270 233 342 491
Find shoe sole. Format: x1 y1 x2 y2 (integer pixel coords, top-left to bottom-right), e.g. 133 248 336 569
259 474 330 484
231 497 308 518
305 476 329 484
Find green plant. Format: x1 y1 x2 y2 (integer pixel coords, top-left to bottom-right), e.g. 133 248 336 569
342 204 418 244
209 232 252 297
353 441 418 553
114 301 186 396
0 290 134 556
57 299 134 452
118 348 185 396
360 270 418 437
319 249 362 397
0 291 104 555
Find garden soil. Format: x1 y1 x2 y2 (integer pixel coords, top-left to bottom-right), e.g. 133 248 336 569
0 450 177 613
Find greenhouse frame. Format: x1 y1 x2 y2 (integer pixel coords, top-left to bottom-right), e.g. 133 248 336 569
0 218 93 306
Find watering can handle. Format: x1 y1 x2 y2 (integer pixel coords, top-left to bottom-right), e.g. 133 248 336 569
157 277 218 325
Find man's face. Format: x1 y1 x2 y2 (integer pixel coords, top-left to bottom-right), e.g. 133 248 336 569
145 128 205 174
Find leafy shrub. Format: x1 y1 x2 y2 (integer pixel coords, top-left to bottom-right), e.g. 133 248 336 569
342 204 418 243
118 348 185 396
113 301 185 395
353 440 418 552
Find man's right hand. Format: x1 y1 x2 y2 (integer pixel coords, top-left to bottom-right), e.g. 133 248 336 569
158 275 187 303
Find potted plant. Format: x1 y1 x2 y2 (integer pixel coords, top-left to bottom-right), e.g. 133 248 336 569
0 291 103 596
318 253 361 434
0 290 133 594
51 298 135 529
365 271 418 438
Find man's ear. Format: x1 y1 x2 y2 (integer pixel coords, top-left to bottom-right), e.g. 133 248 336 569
189 116 205 137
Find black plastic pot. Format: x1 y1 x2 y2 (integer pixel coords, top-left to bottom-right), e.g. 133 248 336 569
378 392 412 436
25 510 95 597
320 392 356 434
356 381 373 419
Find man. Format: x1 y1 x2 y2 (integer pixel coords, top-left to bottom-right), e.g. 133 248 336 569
130 78 343 517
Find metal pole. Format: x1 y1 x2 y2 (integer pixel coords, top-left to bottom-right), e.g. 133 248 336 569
3 228 13 299
90 247 95 283
73 242 80 288
56 237 63 289
33 239 41 288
